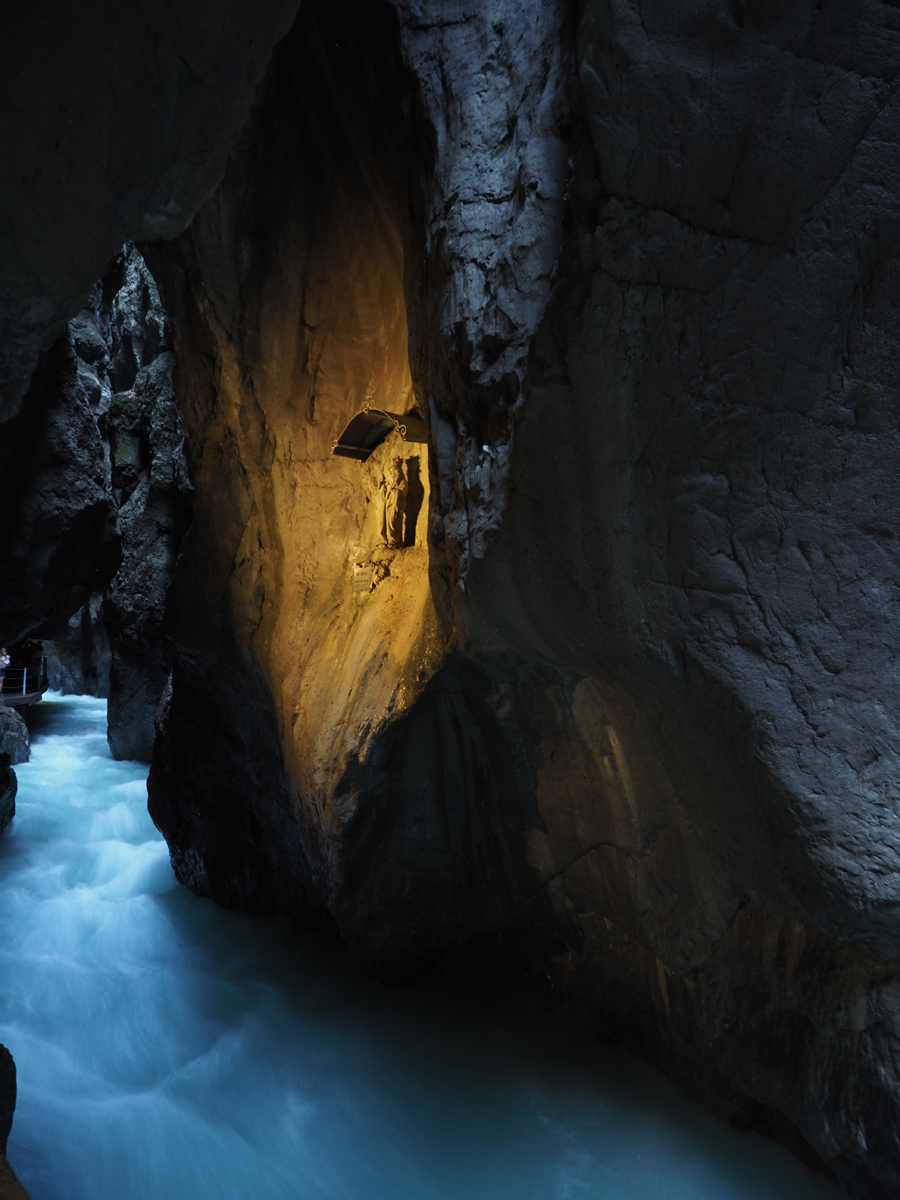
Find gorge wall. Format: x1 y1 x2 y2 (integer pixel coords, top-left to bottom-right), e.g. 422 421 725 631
3 2 900 1198
0 243 190 761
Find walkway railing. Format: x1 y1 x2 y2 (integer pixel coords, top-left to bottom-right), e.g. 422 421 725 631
1 666 47 699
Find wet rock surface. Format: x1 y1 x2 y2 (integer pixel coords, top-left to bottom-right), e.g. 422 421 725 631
141 3 900 1196
0 711 29 768
0 1044 28 1200
43 596 111 697
0 1044 15 1156
0 313 118 649
102 253 192 762
0 244 190 760
0 1155 32 1200
0 765 15 837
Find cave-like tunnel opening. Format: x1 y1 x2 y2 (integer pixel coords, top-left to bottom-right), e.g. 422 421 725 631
2 0 900 1197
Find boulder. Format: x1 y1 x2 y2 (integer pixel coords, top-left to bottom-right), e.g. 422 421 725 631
0 710 29 766
0 1043 15 1155
0 764 15 836
27 245 190 756
0 1043 29 1199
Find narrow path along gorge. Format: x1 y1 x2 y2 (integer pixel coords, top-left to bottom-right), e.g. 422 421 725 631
0 696 839 1200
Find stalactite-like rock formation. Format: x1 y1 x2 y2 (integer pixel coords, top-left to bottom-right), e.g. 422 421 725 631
3 2 900 1197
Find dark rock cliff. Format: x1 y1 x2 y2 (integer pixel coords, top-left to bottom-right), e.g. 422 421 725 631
0 764 15 839
0 1044 16 1156
43 596 111 697
102 250 192 762
0 711 29 769
0 1044 28 1200
3 2 900 1197
0 243 190 761
0 307 119 648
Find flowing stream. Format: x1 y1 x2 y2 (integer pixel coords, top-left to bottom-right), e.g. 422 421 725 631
0 694 841 1200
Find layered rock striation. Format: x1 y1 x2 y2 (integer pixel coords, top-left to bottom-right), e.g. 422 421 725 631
0 710 29 769
0 241 190 760
0 765 15 839
102 250 192 761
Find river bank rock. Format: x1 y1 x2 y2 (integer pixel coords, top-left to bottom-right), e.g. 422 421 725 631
0 1156 32 1200
0 314 119 651
0 1044 29 1199
143 3 900 1196
102 253 192 763
0 711 29 767
0 1044 15 1155
0 766 14 836
43 595 110 697
1 243 191 757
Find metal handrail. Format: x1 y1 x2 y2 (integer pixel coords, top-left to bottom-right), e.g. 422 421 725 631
1 667 45 697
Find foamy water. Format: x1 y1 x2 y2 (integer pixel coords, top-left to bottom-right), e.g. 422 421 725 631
0 695 840 1199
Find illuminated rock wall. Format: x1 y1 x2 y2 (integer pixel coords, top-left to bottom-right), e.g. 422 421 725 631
145 0 446 926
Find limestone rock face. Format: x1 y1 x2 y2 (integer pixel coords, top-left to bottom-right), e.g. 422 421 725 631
393 0 571 573
0 1156 32 1200
141 2 900 1196
0 309 118 648
145 0 444 926
0 242 172 662
102 253 192 762
0 766 15 836
0 711 29 768
145 0 573 950
43 596 111 697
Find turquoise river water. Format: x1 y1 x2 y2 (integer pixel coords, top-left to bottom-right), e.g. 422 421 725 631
0 694 842 1200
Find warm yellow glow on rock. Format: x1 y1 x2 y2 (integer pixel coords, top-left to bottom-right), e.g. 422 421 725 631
284 431 442 826
164 126 448 852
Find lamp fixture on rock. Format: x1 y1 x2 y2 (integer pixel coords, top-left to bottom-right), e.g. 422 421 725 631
331 402 429 461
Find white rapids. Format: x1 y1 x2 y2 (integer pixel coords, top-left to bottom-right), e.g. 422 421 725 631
0 694 841 1200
